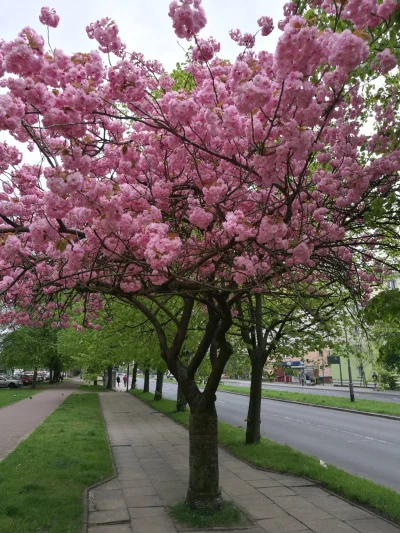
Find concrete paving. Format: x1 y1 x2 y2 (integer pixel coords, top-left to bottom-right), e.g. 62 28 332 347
87 392 400 533
0 380 77 461
139 378 400 492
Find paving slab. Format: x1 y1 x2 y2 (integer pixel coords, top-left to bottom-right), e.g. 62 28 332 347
86 392 400 533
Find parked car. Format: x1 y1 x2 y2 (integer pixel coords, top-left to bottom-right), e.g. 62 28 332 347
15 374 33 386
0 375 23 388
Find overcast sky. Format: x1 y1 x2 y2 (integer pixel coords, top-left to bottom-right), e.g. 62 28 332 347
1 0 286 70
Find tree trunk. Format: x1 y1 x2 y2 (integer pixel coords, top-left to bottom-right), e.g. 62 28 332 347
246 355 264 444
94 379 98 386
130 362 138 390
106 365 113 390
32 367 38 390
143 369 150 393
154 370 164 400
186 409 222 511
176 384 187 411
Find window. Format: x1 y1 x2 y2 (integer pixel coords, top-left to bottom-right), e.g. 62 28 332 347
388 279 397 289
356 366 365 379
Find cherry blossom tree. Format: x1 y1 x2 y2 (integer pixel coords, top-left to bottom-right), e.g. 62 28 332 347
0 0 400 510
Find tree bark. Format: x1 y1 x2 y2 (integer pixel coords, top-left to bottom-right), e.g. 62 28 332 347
246 354 264 444
176 384 187 411
106 365 113 390
186 409 222 511
32 367 38 390
154 370 164 400
130 362 138 390
143 368 150 393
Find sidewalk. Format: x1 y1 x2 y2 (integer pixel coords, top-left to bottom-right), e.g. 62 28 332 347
88 393 400 533
224 380 400 397
0 381 77 462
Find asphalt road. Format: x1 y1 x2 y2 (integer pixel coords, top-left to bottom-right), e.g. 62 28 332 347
222 379 400 404
136 377 400 492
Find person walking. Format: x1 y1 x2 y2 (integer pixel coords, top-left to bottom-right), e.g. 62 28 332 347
116 375 121 388
123 375 127 387
372 371 378 391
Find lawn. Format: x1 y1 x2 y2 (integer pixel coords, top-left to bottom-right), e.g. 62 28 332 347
0 388 40 408
0 393 113 533
131 389 400 524
218 384 400 417
78 383 110 392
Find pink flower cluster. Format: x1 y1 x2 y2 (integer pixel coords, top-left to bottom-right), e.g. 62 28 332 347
376 48 397 74
39 7 60 28
192 38 220 62
229 29 256 48
168 0 207 40
257 16 274 36
86 18 125 56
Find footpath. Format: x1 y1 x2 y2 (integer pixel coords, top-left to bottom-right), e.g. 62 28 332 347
0 380 77 462
88 392 400 533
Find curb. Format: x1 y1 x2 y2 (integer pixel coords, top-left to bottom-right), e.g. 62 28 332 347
129 391 400 530
82 392 118 533
218 389 400 421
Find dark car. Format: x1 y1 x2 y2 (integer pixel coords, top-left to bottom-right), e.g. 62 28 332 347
16 375 33 386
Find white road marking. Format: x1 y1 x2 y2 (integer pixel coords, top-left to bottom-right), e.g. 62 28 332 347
265 412 400 448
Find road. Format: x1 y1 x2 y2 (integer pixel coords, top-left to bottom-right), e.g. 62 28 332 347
222 379 400 404
136 377 400 492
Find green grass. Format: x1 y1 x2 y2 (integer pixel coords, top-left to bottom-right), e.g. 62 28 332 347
218 384 400 417
0 388 41 408
78 384 110 392
131 389 400 524
0 393 113 533
169 500 243 529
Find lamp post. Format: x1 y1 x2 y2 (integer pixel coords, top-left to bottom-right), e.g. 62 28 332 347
343 320 355 402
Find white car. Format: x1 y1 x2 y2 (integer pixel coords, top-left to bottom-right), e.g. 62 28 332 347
0 376 23 388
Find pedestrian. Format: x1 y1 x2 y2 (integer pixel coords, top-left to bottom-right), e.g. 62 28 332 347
60 373 63 383
372 371 378 391
116 375 121 388
58 372 62 383
123 375 127 387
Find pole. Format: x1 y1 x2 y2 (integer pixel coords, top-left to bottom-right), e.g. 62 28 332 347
347 357 355 402
126 363 129 392
343 316 355 402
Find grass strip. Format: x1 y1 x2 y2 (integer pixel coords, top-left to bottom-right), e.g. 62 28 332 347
131 389 400 524
169 500 243 529
0 388 40 408
218 384 400 417
0 393 113 533
78 384 110 392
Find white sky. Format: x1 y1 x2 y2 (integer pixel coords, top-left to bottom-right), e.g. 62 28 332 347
1 0 285 71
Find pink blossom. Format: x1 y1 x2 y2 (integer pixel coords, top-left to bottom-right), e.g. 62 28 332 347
376 48 397 74
257 16 274 37
189 207 213 229
86 18 125 56
39 7 60 28
192 38 220 62
168 0 207 40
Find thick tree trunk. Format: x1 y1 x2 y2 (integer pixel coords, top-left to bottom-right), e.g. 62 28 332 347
143 369 150 393
154 370 164 400
106 365 113 390
246 356 264 444
32 368 38 390
130 362 138 390
176 384 187 411
186 409 222 511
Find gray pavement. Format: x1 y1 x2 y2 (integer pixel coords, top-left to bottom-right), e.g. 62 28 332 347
139 378 400 492
88 391 400 533
0 381 77 462
221 379 400 404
